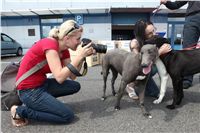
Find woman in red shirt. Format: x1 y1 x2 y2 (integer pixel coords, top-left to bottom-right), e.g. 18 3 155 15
11 20 94 127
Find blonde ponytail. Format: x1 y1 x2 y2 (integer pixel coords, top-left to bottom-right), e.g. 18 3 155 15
48 20 83 40
48 28 59 38
59 20 83 39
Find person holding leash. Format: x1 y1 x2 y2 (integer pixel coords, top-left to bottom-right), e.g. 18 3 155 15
126 19 172 99
160 0 200 89
11 20 95 127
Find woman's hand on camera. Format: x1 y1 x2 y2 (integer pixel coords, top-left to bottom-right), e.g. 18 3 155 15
79 42 95 58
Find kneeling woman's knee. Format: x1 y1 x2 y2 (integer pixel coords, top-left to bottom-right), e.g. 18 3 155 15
60 109 75 123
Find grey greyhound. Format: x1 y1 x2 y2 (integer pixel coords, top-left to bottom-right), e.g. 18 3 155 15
101 44 159 118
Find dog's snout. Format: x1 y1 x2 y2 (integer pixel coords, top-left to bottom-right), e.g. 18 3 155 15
141 63 148 68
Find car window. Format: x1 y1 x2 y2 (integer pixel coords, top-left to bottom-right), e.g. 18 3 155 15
1 34 13 42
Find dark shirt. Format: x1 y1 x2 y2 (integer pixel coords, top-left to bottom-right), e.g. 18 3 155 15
165 1 200 16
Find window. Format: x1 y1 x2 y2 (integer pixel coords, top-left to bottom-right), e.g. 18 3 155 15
1 34 12 42
28 29 35 36
41 18 63 23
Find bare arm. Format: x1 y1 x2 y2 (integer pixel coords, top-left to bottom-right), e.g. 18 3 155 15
46 44 93 83
158 43 172 55
160 0 187 10
63 57 84 80
130 39 140 54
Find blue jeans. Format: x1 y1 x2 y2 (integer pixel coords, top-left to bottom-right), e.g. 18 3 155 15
16 79 80 123
145 65 159 97
182 12 200 84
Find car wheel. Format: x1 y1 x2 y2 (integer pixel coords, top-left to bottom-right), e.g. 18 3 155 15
16 48 23 56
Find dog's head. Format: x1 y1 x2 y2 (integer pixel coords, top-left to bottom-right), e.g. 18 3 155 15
140 44 159 75
145 35 170 48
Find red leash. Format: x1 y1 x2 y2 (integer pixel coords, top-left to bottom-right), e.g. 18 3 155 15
182 41 200 50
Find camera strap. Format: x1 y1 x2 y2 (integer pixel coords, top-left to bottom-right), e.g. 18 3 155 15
81 60 88 76
66 58 88 77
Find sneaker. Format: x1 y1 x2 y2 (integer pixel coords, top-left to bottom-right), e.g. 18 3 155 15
125 85 139 100
11 105 28 127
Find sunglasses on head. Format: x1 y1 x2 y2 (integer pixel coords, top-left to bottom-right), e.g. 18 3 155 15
66 23 80 35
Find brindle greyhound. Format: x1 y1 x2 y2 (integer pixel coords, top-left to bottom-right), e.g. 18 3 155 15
146 35 200 109
101 44 159 118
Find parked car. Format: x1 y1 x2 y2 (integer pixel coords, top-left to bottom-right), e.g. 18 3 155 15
1 33 23 56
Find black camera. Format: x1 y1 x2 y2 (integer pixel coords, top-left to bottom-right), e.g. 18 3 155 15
81 38 107 53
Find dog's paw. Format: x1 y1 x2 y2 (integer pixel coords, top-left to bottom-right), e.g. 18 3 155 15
143 113 152 119
114 106 120 111
101 97 106 101
166 104 175 109
153 99 162 104
176 99 182 105
112 92 116 96
176 101 181 105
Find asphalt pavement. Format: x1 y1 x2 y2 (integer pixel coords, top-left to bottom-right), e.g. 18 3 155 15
1 56 200 133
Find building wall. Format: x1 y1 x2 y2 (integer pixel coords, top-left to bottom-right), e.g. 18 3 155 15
1 12 184 50
151 14 168 38
82 23 111 40
81 14 111 40
112 13 149 25
1 25 40 48
2 14 112 49
154 23 168 38
1 17 41 49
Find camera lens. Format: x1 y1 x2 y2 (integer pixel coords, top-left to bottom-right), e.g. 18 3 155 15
81 38 107 53
93 44 107 53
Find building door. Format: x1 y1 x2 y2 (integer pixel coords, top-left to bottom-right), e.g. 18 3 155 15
112 25 134 40
40 17 63 38
42 26 54 38
168 22 184 50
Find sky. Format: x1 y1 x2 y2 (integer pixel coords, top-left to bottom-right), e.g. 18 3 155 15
1 0 160 11
1 0 190 11
3 0 160 2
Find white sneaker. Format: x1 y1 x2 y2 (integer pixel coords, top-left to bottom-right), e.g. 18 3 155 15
126 85 139 100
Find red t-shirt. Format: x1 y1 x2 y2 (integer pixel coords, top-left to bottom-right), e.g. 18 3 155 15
16 38 70 90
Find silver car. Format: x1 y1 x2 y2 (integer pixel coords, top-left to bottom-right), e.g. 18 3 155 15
1 33 23 56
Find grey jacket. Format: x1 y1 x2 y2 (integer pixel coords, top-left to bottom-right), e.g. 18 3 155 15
165 1 200 16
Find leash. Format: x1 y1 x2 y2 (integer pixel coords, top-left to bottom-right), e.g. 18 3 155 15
181 41 200 50
151 4 163 23
80 59 88 76
152 4 162 17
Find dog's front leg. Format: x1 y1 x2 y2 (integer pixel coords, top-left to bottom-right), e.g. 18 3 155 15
101 71 109 101
176 79 184 105
153 58 168 104
111 70 118 96
137 79 152 118
166 78 180 109
114 80 127 110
